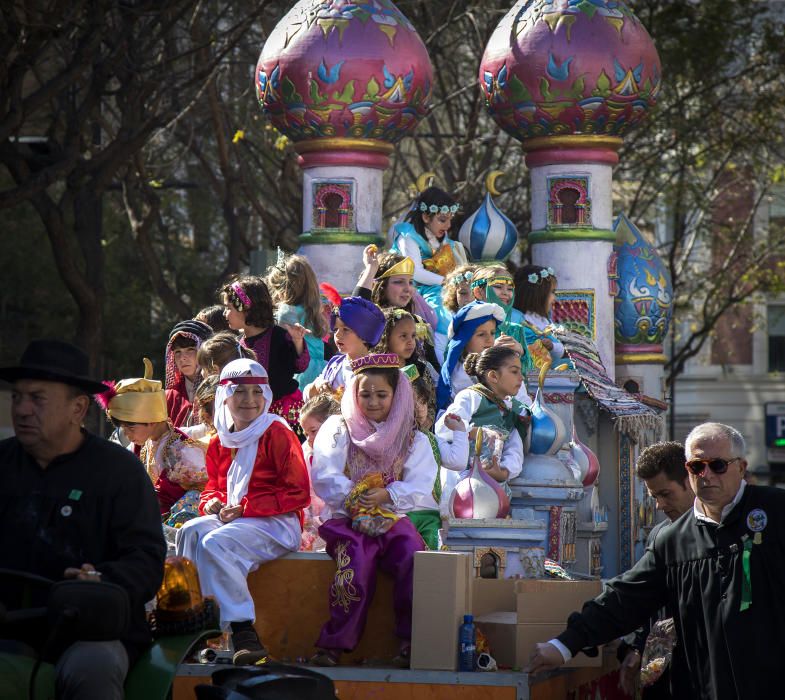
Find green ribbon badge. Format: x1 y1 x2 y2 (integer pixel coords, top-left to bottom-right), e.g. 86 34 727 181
740 537 753 612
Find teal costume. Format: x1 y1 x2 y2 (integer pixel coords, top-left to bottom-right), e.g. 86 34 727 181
467 385 530 446
391 222 464 337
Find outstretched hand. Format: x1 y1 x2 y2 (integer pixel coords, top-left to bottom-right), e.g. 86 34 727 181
282 322 310 355
362 244 379 270
525 642 566 675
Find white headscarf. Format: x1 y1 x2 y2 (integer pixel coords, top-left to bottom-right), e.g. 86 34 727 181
214 359 290 505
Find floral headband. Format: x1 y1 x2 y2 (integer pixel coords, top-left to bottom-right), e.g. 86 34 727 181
526 267 556 285
389 308 415 321
447 271 474 287
471 275 514 289
228 282 253 311
419 202 460 215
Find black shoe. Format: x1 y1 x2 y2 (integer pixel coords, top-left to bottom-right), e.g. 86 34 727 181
392 644 411 669
230 622 269 666
310 648 340 667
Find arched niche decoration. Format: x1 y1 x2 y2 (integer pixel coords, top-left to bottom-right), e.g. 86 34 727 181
547 177 591 227
313 181 354 231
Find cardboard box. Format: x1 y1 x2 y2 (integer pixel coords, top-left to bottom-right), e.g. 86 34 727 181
471 577 601 624
411 551 473 671
514 579 602 624
472 577 515 618
475 613 601 670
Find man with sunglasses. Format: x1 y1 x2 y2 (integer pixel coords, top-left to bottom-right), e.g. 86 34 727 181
527 422 785 700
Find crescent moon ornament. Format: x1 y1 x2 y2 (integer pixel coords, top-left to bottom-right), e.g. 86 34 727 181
416 172 436 193
485 170 504 197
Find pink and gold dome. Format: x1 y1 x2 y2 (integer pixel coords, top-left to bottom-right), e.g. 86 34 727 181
256 0 433 155
479 0 661 142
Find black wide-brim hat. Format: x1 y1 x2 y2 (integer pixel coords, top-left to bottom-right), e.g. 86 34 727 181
0 339 107 394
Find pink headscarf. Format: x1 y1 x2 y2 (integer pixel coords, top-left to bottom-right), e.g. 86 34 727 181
341 367 416 485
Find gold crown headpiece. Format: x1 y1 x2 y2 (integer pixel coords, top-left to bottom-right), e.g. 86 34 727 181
375 257 415 281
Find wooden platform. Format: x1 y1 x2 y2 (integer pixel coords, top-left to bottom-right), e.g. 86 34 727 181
174 665 527 700
247 552 400 664
173 657 618 700
174 552 621 700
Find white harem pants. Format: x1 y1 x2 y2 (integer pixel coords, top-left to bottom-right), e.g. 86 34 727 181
175 513 301 627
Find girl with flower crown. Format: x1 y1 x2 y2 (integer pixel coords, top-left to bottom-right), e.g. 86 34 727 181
441 264 478 317
310 353 438 668
175 358 310 665
391 187 468 358
512 264 567 369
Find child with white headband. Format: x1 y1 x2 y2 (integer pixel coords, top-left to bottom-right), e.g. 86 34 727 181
175 358 310 665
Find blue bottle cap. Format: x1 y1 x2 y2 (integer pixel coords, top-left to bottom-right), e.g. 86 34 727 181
464 614 473 623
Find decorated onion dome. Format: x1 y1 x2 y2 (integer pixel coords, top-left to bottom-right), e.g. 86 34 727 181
458 171 519 262
479 0 661 141
256 0 433 150
570 425 600 487
612 213 673 360
526 389 568 456
449 428 511 519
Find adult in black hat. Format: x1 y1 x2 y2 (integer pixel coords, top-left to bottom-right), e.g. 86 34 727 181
0 340 166 699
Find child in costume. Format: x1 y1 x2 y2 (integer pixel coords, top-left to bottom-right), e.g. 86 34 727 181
304 290 386 401
299 393 341 551
513 264 567 369
184 375 219 446
100 359 207 525
354 249 442 367
266 252 329 391
435 346 529 511
175 358 310 665
471 266 530 338
310 354 438 667
375 308 439 386
197 331 257 377
408 370 467 546
165 319 214 427
221 275 309 433
442 264 478 318
391 187 468 356
437 301 531 411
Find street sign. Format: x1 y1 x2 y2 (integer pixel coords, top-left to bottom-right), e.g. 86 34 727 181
765 403 785 448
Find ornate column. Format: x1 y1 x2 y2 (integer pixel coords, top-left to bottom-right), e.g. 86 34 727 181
256 0 433 291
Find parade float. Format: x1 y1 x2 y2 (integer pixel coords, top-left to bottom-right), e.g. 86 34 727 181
175 1 674 698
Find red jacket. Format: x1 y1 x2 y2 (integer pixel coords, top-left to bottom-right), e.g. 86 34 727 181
166 378 193 428
199 422 310 526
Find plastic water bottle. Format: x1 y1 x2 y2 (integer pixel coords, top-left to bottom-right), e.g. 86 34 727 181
458 614 476 671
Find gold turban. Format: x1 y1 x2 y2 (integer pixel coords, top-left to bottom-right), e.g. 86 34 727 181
107 358 168 423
